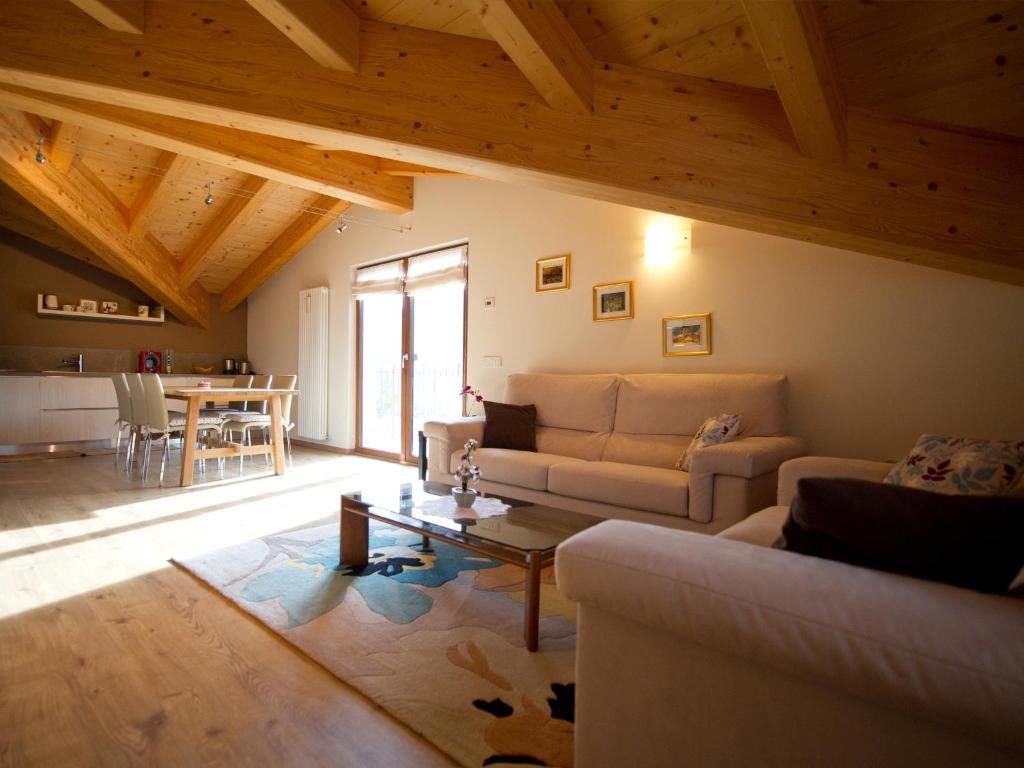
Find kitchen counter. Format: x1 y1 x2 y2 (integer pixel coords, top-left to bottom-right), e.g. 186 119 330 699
0 371 229 378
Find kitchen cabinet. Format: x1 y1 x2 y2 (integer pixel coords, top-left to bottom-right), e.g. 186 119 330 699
0 377 42 443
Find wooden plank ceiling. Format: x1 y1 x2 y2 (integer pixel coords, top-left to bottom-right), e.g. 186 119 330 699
0 0 1021 327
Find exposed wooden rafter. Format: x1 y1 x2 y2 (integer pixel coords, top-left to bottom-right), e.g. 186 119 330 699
178 175 280 286
0 108 208 326
743 0 847 162
470 0 594 114
220 196 349 312
67 0 144 34
376 159 469 177
44 120 81 173
127 150 189 235
0 5 1021 285
0 87 413 213
245 0 359 71
0 182 110 269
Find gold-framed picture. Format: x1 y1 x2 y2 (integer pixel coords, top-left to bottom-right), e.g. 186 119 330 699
593 280 634 321
536 254 570 292
663 313 712 356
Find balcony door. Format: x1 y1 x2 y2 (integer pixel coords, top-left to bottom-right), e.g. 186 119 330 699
355 245 467 462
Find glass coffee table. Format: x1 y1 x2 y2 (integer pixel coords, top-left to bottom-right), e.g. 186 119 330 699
340 481 602 651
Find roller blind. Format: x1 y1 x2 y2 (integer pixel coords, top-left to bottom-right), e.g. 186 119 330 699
404 245 467 296
351 260 404 298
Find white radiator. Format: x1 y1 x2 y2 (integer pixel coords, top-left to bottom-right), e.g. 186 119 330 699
297 286 329 440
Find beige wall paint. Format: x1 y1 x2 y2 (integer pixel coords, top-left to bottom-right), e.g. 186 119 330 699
247 178 1024 461
0 229 246 368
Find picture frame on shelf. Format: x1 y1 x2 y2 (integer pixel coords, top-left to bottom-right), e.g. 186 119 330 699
536 254 570 292
663 313 712 356
593 280 634 321
78 299 98 313
101 300 119 314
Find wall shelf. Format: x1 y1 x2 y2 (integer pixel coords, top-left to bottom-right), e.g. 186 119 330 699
35 294 165 325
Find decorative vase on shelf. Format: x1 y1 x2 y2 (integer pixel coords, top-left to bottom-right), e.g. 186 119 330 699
452 487 477 508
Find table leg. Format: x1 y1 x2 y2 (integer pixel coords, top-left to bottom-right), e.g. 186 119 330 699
524 553 542 652
269 395 286 476
179 396 200 487
340 501 370 570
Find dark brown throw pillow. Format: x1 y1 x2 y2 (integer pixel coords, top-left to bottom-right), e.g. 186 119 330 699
774 477 1024 594
481 401 537 452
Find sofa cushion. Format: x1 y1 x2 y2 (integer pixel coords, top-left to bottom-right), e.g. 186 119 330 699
548 461 689 518
677 413 742 471
613 373 787 437
505 373 620 433
450 448 583 491
884 434 1024 496
481 401 537 451
536 426 610 462
777 477 1024 594
718 505 789 546
601 432 690 469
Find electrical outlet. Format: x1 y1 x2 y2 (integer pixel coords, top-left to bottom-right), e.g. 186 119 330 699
483 296 496 309
483 356 502 368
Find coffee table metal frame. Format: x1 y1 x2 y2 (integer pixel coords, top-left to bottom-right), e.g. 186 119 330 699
340 490 565 652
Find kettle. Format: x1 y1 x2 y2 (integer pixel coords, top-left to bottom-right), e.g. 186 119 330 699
223 358 236 375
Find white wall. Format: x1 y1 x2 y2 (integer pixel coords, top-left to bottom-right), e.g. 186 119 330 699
248 177 1024 461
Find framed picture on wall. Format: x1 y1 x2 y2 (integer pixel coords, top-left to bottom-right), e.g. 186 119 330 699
593 280 634 321
536 254 570 292
663 313 712 356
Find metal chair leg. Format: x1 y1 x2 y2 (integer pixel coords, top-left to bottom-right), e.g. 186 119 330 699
142 435 152 481
159 434 169 487
285 428 293 467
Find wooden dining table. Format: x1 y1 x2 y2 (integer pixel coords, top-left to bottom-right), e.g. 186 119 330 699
163 387 299 487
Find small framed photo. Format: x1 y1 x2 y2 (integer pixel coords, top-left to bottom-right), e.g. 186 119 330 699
536 254 570 292
101 300 119 314
593 281 634 321
78 299 98 313
663 313 712 356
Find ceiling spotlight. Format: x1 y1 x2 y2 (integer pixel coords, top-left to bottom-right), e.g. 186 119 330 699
335 219 349 234
34 136 47 165
204 181 214 206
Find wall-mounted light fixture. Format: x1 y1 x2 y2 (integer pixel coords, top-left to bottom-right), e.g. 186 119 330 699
644 216 691 267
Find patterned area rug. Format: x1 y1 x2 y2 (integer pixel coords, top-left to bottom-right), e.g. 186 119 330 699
175 522 577 767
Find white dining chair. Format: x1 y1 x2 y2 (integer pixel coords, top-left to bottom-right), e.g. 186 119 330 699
125 372 147 475
111 373 132 470
221 374 296 473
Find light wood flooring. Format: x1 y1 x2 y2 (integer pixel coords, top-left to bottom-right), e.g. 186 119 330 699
0 446 456 767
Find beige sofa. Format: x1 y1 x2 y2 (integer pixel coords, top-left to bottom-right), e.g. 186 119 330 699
424 372 806 533
556 456 1024 767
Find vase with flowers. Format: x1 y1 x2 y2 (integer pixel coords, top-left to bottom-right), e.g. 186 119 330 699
460 384 484 416
452 438 480 507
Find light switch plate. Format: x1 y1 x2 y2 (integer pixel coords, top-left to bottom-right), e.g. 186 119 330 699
483 356 502 368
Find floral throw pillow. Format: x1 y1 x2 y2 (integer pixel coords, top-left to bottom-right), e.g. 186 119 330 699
884 435 1024 496
676 414 742 472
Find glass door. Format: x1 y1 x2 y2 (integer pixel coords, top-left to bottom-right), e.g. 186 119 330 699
355 245 467 463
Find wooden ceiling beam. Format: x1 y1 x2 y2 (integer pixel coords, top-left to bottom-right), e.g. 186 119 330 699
178 175 279 287
0 7 1021 285
376 159 469 177
245 0 359 72
469 0 594 114
0 108 208 326
67 0 144 34
127 150 189 235
0 183 112 269
220 196 348 312
742 0 846 162
0 87 413 213
45 120 82 174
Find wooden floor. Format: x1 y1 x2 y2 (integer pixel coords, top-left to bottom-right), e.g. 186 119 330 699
0 446 456 767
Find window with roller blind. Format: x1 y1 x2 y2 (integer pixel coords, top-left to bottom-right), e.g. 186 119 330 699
353 244 467 462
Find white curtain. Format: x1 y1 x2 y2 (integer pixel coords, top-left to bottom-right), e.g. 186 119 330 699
404 245 467 296
351 260 404 298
